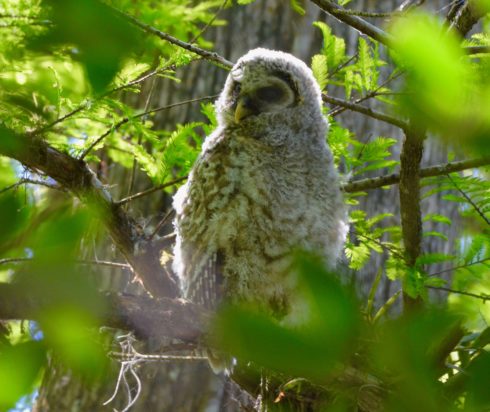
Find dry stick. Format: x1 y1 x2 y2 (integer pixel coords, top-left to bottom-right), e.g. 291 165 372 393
322 94 408 130
79 95 217 160
342 157 490 193
112 7 234 69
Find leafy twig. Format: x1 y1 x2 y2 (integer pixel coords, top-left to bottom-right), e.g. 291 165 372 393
446 174 490 227
111 7 234 69
79 95 216 160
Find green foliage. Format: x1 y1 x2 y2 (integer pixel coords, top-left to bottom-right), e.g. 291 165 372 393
31 0 140 92
328 121 398 176
213 252 360 382
0 341 46 410
0 0 490 409
389 13 490 153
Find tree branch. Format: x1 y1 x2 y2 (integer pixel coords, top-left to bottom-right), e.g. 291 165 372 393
0 282 204 343
309 0 392 45
398 124 425 309
323 94 408 129
342 157 490 193
0 127 179 298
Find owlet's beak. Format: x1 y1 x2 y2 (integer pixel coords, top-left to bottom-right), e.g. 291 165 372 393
235 95 258 123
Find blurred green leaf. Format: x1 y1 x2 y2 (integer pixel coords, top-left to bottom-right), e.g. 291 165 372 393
374 310 458 412
40 307 108 380
212 252 360 382
0 341 46 410
31 0 140 92
0 192 29 252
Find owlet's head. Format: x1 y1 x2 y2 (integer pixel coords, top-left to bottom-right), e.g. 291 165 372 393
216 48 327 143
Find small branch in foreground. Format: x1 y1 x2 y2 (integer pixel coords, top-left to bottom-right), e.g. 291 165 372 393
342 157 490 193
111 7 234 69
323 94 408 130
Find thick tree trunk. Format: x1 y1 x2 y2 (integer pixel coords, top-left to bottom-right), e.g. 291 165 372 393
34 1 462 411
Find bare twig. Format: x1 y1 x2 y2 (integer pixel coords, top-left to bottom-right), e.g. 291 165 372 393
323 94 408 129
149 212 176 240
428 257 490 277
0 178 64 195
426 286 490 302
117 176 188 206
189 0 229 44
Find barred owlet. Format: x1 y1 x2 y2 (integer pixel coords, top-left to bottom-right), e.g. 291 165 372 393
173 48 347 323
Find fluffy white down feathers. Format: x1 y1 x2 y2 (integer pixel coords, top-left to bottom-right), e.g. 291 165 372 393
173 48 348 322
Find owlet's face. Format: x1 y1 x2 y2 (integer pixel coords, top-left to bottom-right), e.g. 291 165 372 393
229 65 300 124
215 49 327 145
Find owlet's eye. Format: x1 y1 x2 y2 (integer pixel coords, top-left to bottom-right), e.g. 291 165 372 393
256 86 284 102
